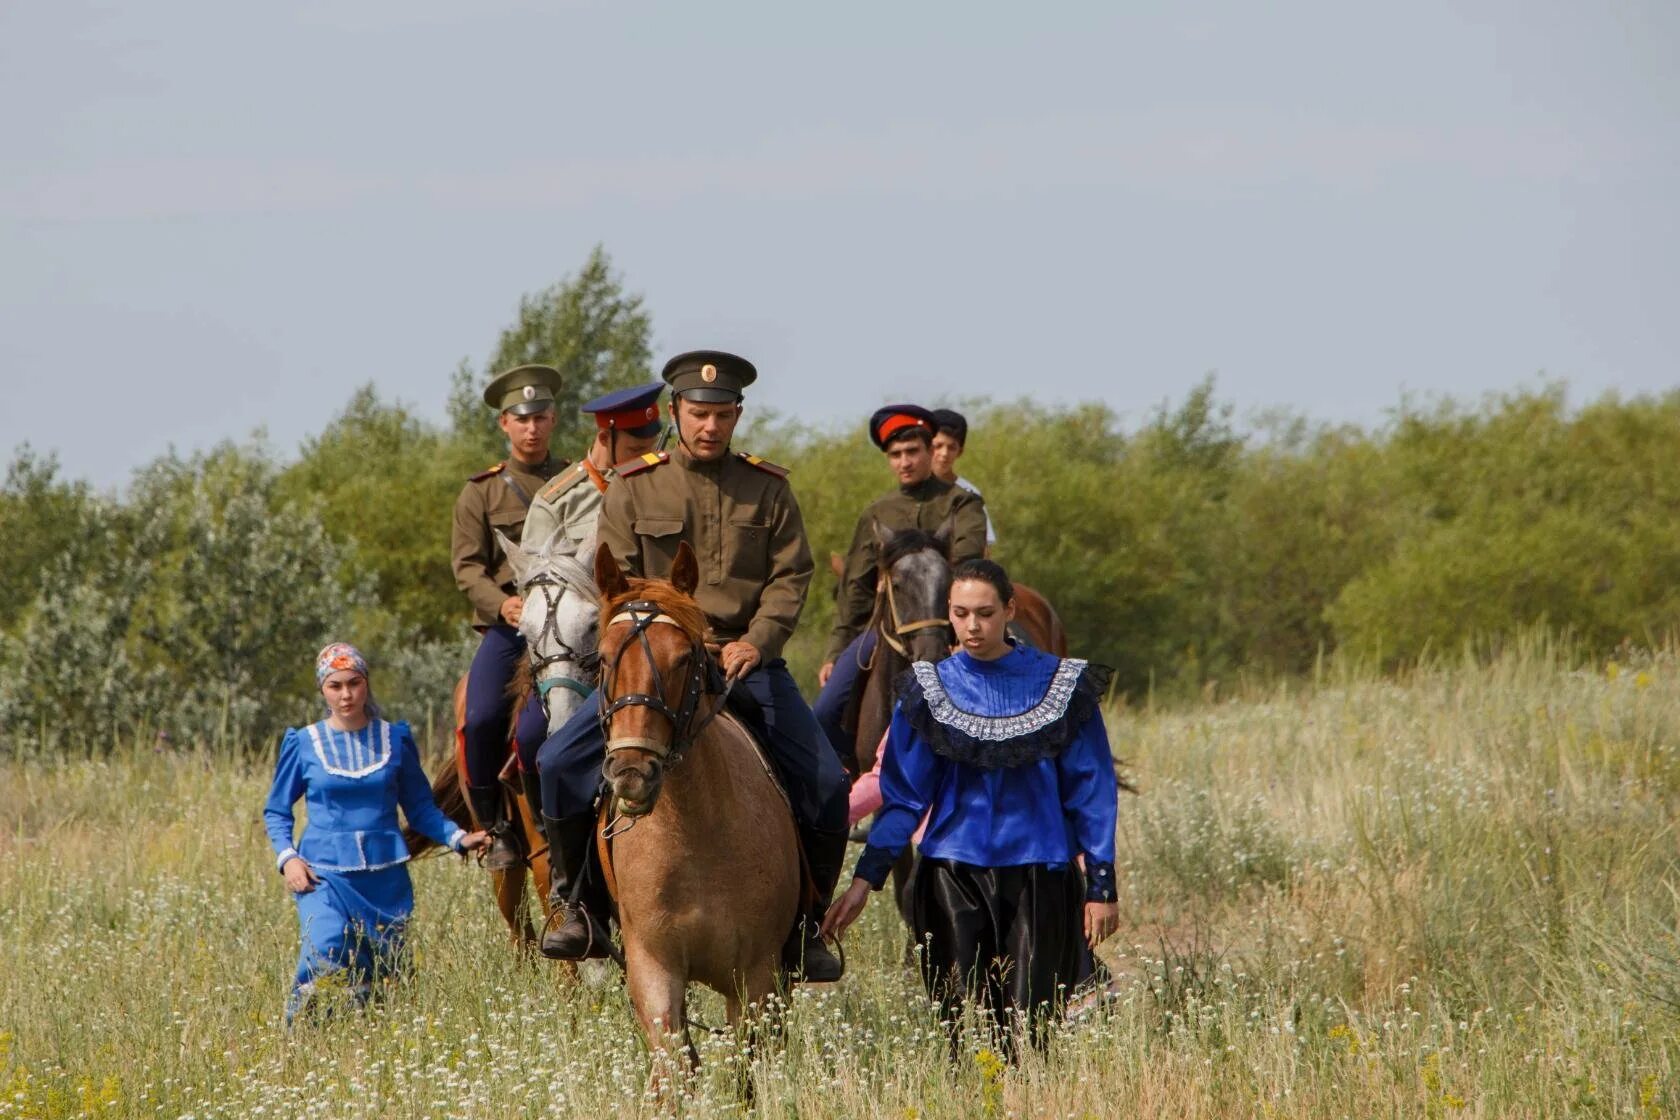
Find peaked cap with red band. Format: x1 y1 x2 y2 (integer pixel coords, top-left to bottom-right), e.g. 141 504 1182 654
869 404 939 450
581 382 665 436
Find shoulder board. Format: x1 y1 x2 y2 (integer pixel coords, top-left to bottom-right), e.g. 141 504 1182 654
468 462 506 482
615 451 670 477
736 452 789 479
538 464 588 502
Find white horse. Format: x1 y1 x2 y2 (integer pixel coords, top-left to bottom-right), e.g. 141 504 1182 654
498 527 602 738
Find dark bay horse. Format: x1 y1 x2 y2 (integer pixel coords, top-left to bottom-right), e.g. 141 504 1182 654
845 521 1069 779
591 540 799 1094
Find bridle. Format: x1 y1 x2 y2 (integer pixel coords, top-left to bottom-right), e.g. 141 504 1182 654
522 552 601 705
875 563 950 659
598 602 728 817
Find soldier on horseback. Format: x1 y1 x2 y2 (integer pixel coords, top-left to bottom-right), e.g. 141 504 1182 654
813 405 989 769
451 364 567 872
535 350 851 981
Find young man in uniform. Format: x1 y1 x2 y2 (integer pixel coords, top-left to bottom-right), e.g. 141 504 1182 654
929 407 996 552
511 383 664 812
534 350 851 980
451 364 567 872
813 405 989 767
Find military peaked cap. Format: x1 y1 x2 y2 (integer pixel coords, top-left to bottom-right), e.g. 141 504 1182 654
582 382 665 435
483 364 563 415
662 350 757 403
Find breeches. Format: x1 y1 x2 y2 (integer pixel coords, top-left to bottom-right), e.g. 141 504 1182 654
537 659 849 832
462 624 526 786
909 858 1083 1053
813 629 877 771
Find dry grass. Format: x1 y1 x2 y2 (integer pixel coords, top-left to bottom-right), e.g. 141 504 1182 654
2 641 1676 1117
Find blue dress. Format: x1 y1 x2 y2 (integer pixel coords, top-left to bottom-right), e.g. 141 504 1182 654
851 644 1119 1051
263 718 465 1018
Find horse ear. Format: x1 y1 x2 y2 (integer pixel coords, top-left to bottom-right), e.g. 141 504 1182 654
497 529 531 585
595 541 629 599
671 541 700 595
932 509 958 554
871 517 893 551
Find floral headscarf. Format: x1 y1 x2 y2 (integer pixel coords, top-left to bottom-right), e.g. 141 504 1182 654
315 642 369 686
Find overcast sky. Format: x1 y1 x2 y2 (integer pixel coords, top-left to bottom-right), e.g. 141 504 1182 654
2 1 1674 488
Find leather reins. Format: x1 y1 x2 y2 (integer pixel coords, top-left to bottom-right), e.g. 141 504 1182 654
597 601 732 820
523 552 602 704
874 566 950 660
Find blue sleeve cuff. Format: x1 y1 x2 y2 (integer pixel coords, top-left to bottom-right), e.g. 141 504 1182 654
853 844 897 890
1084 858 1116 902
276 847 300 873
447 828 466 854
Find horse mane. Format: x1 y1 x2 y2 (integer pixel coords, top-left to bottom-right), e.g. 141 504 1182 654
880 527 947 570
601 577 709 642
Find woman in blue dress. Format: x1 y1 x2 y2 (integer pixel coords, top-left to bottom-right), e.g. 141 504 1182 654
823 559 1121 1056
264 642 488 1024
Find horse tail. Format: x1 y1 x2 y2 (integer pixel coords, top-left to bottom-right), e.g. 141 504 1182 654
403 750 475 857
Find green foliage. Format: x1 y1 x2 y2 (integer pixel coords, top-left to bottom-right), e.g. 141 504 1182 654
0 447 100 633
277 385 476 643
446 245 654 463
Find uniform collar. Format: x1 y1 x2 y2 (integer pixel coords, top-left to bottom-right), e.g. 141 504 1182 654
899 475 951 500
673 445 727 474
507 454 561 480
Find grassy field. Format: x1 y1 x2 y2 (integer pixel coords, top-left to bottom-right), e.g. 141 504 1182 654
2 640 1677 1118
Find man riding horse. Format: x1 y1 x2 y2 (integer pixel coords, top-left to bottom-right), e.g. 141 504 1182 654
520 382 665 929
451 364 569 872
814 404 989 771
535 350 851 981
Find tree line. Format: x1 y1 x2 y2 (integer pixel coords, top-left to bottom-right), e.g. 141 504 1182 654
4 247 1677 754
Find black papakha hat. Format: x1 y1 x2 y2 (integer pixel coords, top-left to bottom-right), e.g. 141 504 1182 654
869 404 938 450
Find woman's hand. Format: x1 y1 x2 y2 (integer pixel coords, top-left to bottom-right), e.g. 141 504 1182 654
820 878 873 941
457 830 491 854
1084 900 1119 948
282 857 320 894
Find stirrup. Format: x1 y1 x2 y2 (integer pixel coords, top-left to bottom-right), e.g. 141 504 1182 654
540 902 611 961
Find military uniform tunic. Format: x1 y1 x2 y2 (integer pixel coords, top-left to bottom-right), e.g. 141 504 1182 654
451 454 563 788
522 458 614 557
598 446 812 660
451 456 566 627
537 445 847 832
823 476 988 664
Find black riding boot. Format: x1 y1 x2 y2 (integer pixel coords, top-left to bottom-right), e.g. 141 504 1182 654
786 826 849 982
466 785 522 872
540 814 612 961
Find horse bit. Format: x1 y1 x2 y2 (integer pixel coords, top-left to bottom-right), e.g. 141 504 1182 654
524 552 601 705
598 602 731 819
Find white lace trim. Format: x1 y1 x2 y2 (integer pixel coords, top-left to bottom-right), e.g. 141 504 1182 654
305 719 394 778
910 658 1089 741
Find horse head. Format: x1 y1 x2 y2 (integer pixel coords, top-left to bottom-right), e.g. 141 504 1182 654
871 514 956 664
497 528 602 734
594 540 712 818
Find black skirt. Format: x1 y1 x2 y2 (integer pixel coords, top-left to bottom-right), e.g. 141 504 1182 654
908 857 1084 1050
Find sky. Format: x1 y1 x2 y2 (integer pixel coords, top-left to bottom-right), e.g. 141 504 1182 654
2 0 1675 488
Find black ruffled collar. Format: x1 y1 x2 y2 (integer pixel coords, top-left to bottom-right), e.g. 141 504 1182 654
895 655 1113 769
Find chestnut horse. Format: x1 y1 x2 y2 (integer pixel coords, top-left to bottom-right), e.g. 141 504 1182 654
589 539 800 1094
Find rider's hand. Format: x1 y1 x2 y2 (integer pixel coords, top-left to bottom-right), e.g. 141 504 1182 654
720 641 761 682
818 661 835 687
820 877 872 941
281 856 320 894
499 596 524 626
457 830 491 854
1084 900 1119 948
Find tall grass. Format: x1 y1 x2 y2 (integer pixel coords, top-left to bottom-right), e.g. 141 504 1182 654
2 642 1675 1117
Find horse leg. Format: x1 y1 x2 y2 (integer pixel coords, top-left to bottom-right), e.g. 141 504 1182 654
728 962 784 1103
626 947 695 1101
491 867 535 947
